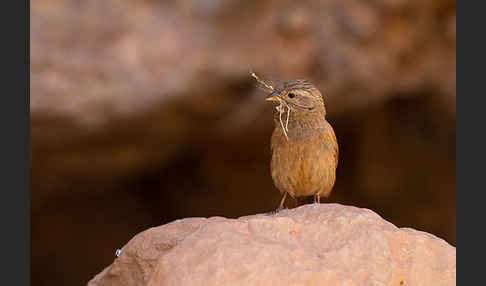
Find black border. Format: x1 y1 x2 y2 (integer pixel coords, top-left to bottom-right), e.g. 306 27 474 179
1 0 30 285
458 2 476 284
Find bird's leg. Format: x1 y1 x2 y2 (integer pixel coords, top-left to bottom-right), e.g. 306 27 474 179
265 192 288 215
274 192 288 213
313 194 320 205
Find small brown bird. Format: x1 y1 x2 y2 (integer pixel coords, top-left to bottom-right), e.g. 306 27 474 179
254 75 339 211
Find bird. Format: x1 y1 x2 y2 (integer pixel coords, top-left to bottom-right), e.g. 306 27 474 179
254 75 339 212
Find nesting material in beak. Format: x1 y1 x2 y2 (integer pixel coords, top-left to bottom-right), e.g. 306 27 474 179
251 71 290 141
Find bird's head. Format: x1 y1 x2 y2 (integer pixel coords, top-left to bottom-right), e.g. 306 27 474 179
251 73 328 139
265 79 326 117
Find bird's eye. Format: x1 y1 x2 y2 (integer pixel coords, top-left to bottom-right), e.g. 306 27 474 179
288 93 295 99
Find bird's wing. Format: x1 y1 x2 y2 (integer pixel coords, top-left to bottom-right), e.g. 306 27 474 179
324 121 339 166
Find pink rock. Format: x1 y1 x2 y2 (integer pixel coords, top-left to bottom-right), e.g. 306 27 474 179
88 204 456 286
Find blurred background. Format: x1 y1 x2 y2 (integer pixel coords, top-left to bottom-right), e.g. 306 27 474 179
30 0 456 285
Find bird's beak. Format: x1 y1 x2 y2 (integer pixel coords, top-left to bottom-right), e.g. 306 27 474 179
266 90 280 102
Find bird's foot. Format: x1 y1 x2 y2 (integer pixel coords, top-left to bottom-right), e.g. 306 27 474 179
266 206 287 215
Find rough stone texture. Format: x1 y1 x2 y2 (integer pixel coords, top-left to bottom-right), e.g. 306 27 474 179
88 204 456 286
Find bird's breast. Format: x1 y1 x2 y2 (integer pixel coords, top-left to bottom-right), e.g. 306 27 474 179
270 123 338 198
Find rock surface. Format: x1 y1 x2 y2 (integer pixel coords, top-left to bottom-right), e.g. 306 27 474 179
88 204 456 286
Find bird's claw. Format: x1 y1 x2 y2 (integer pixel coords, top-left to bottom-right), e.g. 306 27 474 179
266 206 287 215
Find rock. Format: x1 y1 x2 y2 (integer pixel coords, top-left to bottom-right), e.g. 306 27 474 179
87 204 456 286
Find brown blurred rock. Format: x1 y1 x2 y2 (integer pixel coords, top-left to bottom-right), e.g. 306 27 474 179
88 204 456 286
30 0 456 206
30 0 456 142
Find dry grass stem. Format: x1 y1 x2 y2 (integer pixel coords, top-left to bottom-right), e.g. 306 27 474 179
276 101 290 141
251 72 274 91
251 72 290 141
